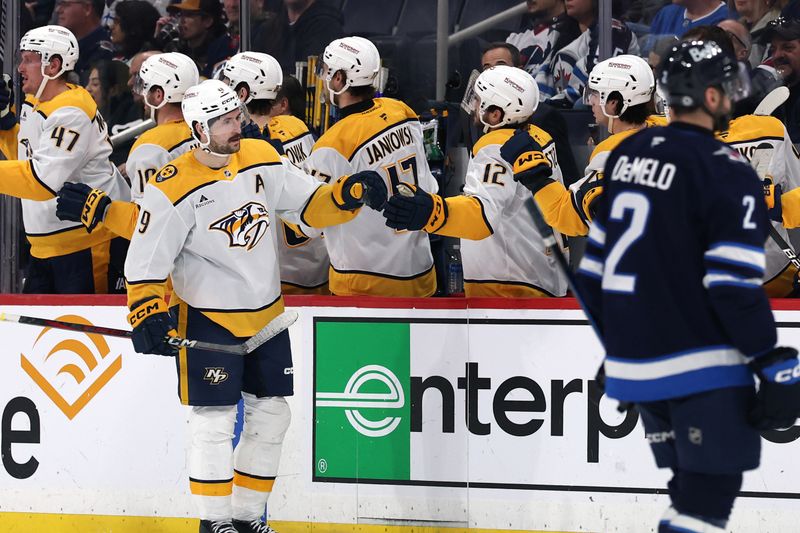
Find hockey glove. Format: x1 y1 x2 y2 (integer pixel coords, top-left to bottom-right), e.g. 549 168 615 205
499 129 554 194
763 180 783 223
0 74 15 130
383 182 447 232
749 346 800 430
573 174 604 223
332 171 388 211
56 182 112 233
127 297 179 357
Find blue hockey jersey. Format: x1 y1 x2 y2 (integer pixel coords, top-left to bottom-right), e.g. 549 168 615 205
577 122 777 402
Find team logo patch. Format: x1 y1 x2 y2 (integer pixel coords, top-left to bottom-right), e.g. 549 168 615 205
155 164 178 182
203 367 229 384
209 202 270 250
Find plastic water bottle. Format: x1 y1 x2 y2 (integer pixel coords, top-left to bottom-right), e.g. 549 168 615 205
447 244 463 295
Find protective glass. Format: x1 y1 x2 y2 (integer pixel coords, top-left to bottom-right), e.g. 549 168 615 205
722 62 752 103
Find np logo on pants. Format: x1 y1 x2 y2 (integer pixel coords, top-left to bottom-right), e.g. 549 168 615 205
203 367 229 384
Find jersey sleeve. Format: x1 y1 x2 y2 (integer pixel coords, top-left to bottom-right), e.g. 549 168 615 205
274 158 359 228
127 143 171 202
701 162 776 357
124 185 193 307
304 146 352 184
102 200 140 239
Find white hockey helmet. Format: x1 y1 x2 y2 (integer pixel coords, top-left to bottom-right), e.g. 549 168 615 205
473 65 539 131
136 52 200 111
182 79 244 154
20 25 79 99
321 36 381 103
586 54 655 118
221 52 283 103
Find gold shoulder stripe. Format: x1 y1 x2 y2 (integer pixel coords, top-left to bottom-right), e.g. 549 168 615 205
132 120 193 151
268 115 310 142
472 125 553 156
36 85 97 120
313 98 419 160
589 128 639 160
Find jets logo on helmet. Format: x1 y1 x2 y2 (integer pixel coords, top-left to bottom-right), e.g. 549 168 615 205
136 52 200 115
472 65 539 132
19 25 79 100
221 52 283 103
321 36 381 105
586 54 654 119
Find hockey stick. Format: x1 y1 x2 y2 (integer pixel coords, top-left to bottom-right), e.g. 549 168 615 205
0 309 298 356
754 86 790 117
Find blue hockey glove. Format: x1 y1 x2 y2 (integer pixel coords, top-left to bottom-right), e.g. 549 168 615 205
383 183 447 232
332 171 388 211
127 297 179 356
499 128 554 194
749 346 800 429
56 182 111 233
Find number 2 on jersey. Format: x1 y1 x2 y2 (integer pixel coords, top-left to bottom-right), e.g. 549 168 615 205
602 192 651 294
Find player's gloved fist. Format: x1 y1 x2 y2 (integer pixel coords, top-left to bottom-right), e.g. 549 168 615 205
127 297 179 357
56 182 111 233
574 175 604 223
0 74 15 130
499 129 554 194
763 180 783 223
332 171 388 211
383 182 447 232
749 346 800 429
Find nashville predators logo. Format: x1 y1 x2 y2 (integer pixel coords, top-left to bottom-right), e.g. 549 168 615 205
155 164 178 182
209 202 270 250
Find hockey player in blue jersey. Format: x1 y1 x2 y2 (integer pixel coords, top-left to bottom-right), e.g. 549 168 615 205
567 41 800 532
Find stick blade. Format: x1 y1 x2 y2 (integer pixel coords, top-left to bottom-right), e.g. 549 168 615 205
244 310 299 354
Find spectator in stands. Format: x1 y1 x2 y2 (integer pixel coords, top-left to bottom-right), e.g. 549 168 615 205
27 0 56 29
506 0 581 75
766 16 800 141
109 0 160 63
481 42 580 185
649 0 729 41
85 59 140 164
719 18 753 62
56 0 113 81
536 0 640 106
165 0 237 78
735 0 781 65
255 0 344 72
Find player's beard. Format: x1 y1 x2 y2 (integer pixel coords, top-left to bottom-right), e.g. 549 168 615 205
710 100 732 132
209 133 241 155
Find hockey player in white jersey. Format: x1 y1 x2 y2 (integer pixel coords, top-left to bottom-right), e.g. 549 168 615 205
56 52 200 239
124 79 386 533
221 52 329 294
503 55 663 237
0 25 130 293
384 66 568 297
304 36 440 297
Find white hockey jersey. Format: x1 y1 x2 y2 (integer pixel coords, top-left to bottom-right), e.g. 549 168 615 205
534 115 668 237
718 114 800 296
127 119 197 202
267 114 329 293
0 85 130 258
432 125 568 297
304 98 438 297
125 139 357 336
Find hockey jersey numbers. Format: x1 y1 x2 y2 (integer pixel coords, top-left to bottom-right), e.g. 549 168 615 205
210 202 271 250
